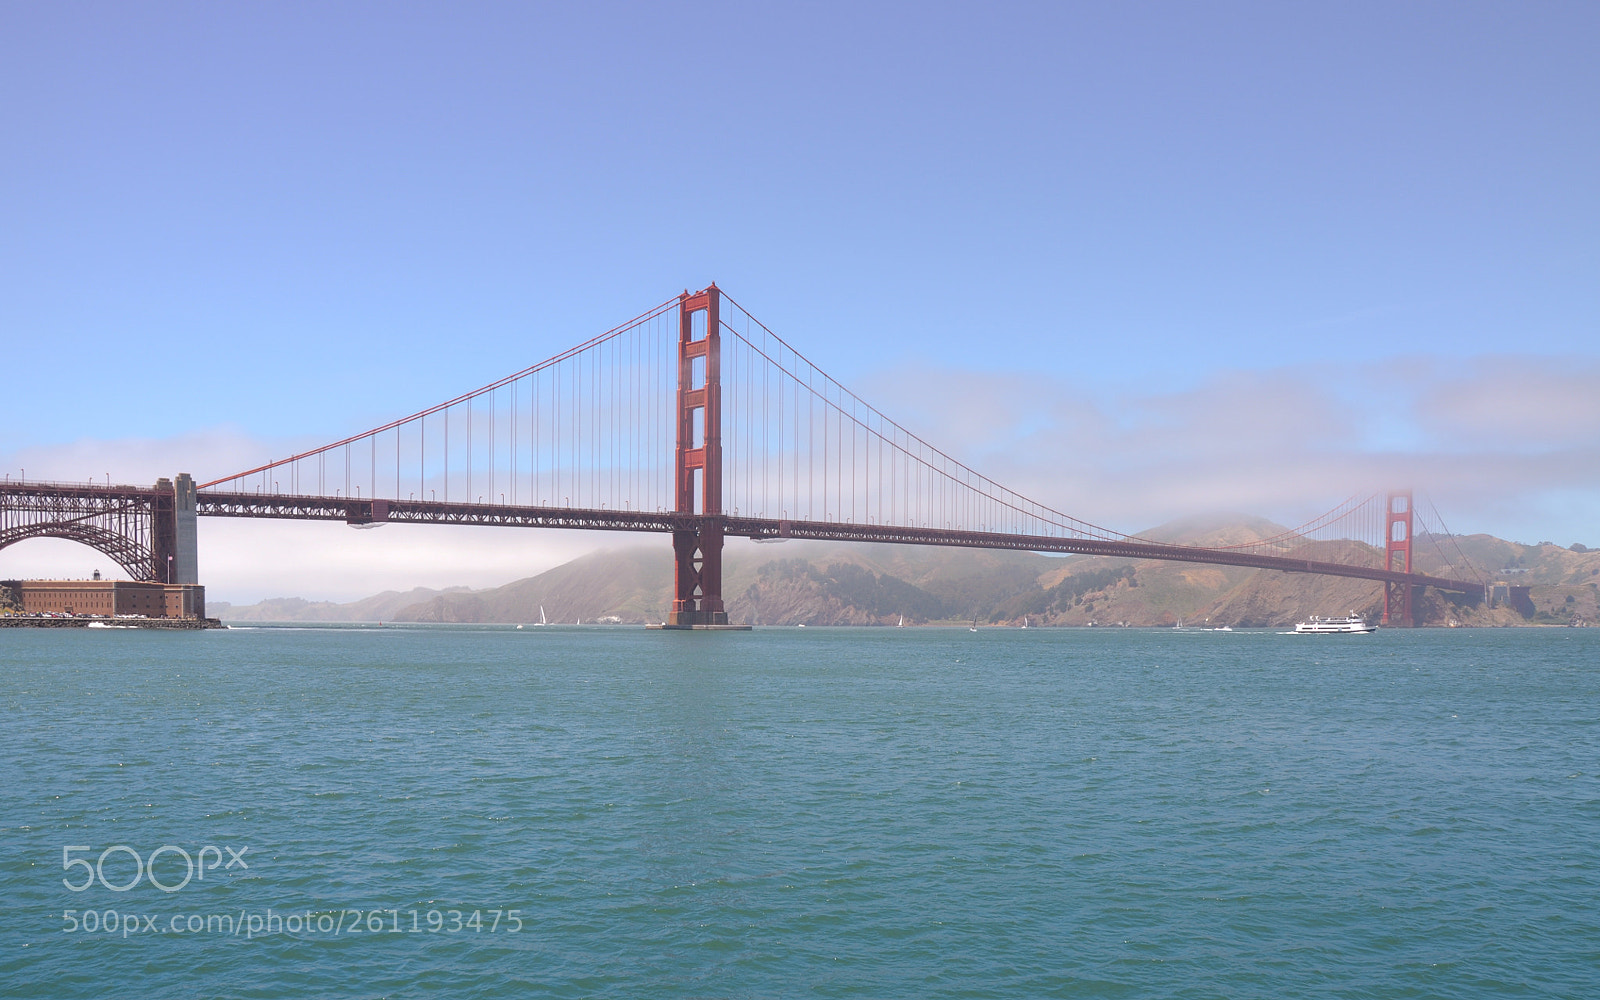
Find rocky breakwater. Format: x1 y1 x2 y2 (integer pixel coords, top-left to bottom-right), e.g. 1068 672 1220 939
0 615 226 630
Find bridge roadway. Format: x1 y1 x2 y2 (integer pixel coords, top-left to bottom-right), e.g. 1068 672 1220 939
196 490 1485 596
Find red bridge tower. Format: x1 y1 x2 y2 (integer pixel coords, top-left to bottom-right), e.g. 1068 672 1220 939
1382 490 1415 627
666 285 733 626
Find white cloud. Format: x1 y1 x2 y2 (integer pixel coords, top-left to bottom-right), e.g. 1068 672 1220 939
1412 356 1600 450
192 519 639 604
860 356 1600 543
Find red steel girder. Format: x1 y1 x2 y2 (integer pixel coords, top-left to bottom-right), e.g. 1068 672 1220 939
719 515 1484 596
195 492 699 533
187 492 1485 599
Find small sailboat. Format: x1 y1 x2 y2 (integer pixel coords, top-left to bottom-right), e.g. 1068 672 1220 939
1021 616 1028 629
969 617 978 633
530 606 547 627
897 615 905 628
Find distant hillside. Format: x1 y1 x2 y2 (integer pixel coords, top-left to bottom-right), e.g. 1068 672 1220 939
1436 534 1600 624
215 520 1600 628
396 549 671 624
1432 533 1600 586
215 586 470 622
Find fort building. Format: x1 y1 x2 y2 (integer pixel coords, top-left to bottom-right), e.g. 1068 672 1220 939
1 579 206 619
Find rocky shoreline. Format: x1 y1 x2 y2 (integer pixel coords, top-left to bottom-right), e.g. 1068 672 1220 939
0 616 226 630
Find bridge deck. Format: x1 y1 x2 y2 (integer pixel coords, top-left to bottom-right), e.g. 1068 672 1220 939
194 491 1485 596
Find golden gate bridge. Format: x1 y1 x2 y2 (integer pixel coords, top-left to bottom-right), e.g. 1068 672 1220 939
1 285 1486 626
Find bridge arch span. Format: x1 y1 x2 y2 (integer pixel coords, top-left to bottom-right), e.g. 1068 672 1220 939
0 524 156 582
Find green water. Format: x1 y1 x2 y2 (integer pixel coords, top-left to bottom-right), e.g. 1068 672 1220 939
3 625 1597 997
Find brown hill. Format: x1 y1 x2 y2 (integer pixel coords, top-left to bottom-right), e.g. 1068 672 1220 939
388 542 1065 625
217 520 1600 628
397 548 672 624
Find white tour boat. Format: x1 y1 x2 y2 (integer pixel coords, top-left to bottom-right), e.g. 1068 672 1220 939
1293 614 1376 635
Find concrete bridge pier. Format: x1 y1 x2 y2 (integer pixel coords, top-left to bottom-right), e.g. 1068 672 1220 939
152 473 199 585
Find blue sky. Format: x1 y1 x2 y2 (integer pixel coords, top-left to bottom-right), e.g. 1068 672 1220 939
3 2 1596 600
